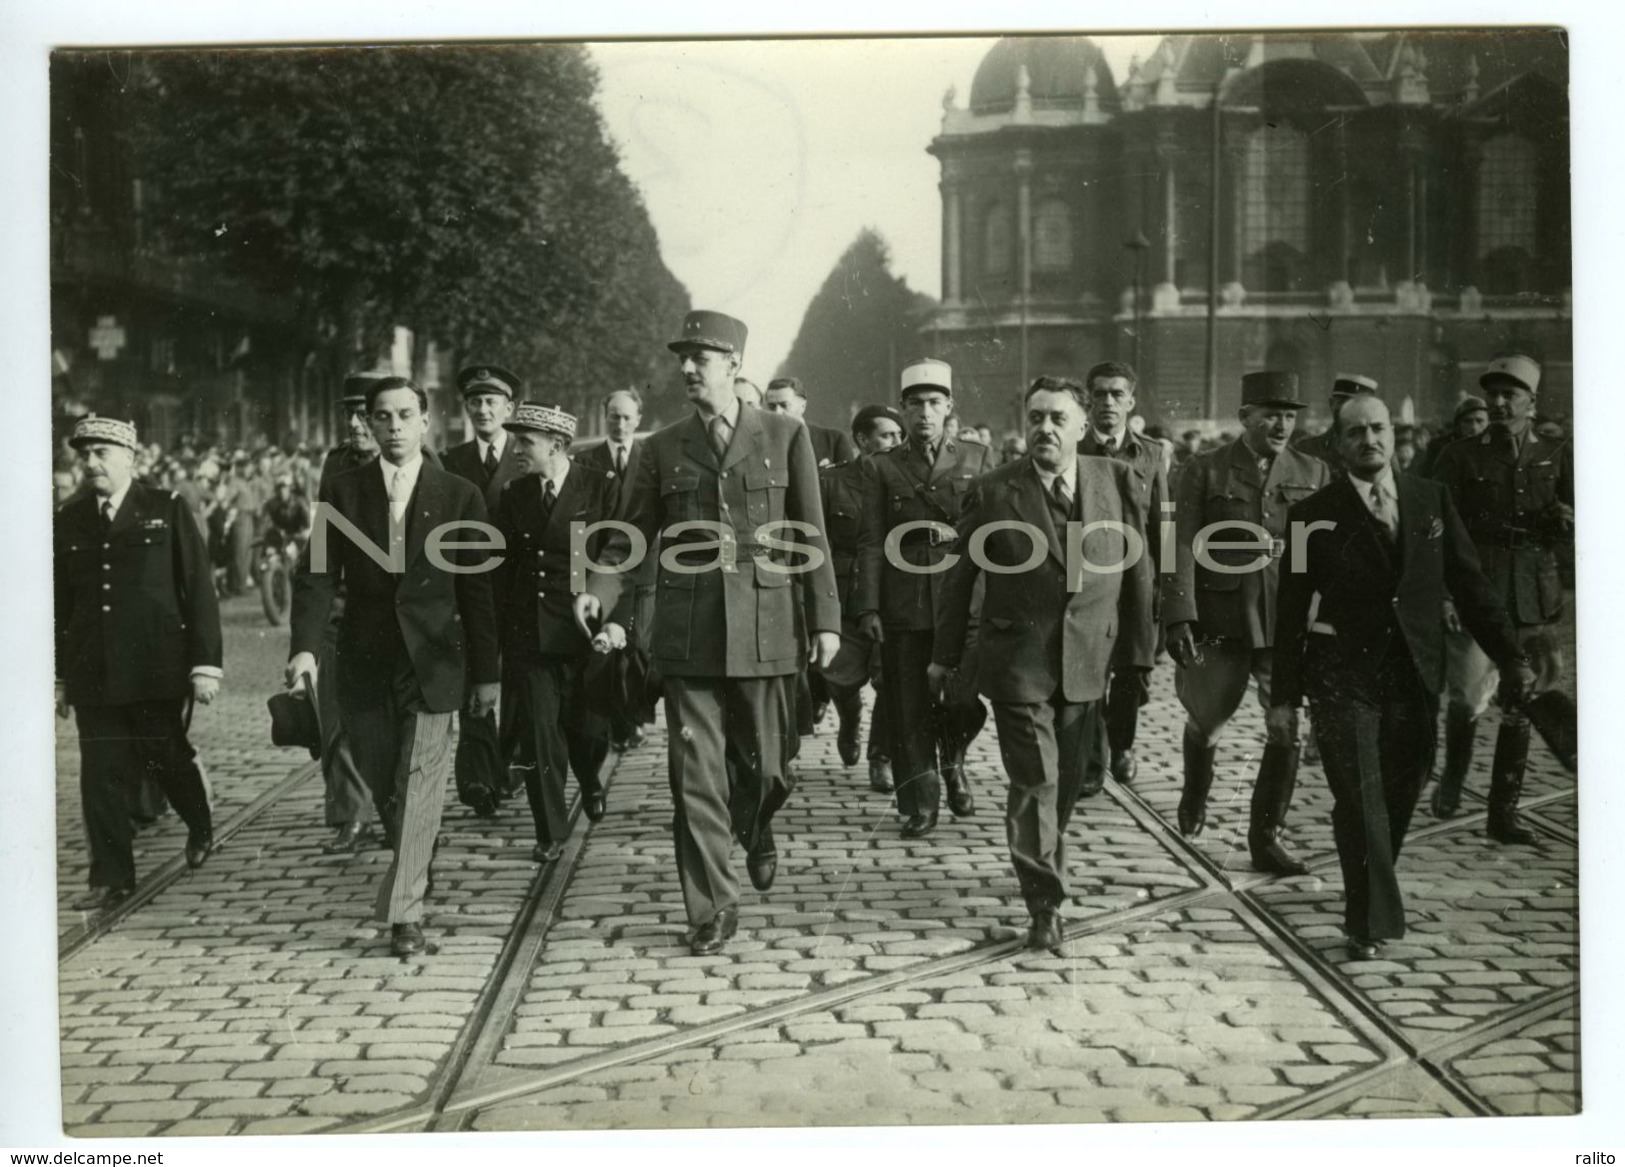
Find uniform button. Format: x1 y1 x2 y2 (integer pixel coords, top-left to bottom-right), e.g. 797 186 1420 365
102 583 110 591
101 604 110 612
102 542 110 549
721 472 729 479
101 563 109 571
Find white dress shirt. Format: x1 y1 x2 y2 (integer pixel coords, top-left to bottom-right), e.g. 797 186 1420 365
478 433 507 466
381 453 425 526
1356 465 1399 537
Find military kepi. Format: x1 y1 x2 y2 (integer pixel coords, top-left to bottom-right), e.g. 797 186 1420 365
457 365 523 399
342 371 389 407
70 415 139 451
1331 373 1379 398
1479 353 1541 395
900 358 953 398
668 311 748 356
1241 370 1306 410
503 401 577 441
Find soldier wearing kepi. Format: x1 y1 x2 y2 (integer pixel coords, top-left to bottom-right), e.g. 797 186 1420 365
819 404 905 790
855 359 994 839
1076 361 1167 795
1429 353 1574 842
928 377 1156 951
492 403 620 862
1163 370 1330 875
55 417 223 910
1295 373 1380 470
573 311 841 957
318 375 383 494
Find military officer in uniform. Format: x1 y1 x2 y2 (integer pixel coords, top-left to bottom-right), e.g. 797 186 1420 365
1163 370 1330 875
1429 354 1573 842
1076 361 1167 795
929 377 1156 951
1419 394 1490 477
492 403 619 861
819 404 904 790
1273 395 1532 958
573 311 841 956
1295 374 1380 469
55 417 223 910
855 359 995 839
318 375 383 493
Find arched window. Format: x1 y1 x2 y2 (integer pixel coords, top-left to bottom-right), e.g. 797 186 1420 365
983 203 1012 277
1032 198 1073 273
1241 123 1310 291
1477 135 1537 258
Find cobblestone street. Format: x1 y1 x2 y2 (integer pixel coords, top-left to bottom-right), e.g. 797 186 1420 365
50 596 1579 1136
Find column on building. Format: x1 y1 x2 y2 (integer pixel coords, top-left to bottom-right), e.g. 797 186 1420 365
942 178 963 305
1152 135 1181 310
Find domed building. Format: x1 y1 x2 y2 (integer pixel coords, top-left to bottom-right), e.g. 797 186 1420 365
924 30 1570 430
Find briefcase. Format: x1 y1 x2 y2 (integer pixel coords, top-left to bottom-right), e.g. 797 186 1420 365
455 708 505 816
267 687 322 760
1525 690 1577 774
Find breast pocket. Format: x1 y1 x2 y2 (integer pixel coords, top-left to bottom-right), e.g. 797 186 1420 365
660 472 702 523
744 468 787 528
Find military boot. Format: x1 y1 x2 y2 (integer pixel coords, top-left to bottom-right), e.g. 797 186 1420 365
1486 722 1537 845
1178 728 1217 838
1248 743 1309 875
1430 708 1478 819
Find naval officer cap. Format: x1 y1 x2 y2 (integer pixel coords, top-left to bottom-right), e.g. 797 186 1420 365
668 310 748 356
1331 372 1379 398
1241 370 1307 410
457 364 523 399
899 358 953 399
69 415 140 451
503 401 577 442
1479 353 1542 396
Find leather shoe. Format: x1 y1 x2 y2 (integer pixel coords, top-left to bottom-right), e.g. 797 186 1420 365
900 811 938 839
746 826 777 891
1027 909 1064 953
584 793 607 823
1078 770 1105 799
1110 748 1138 785
868 758 894 794
690 907 739 956
532 841 565 864
391 922 427 957
72 886 133 912
837 724 861 768
184 829 214 870
323 823 365 854
1345 936 1382 961
944 768 976 817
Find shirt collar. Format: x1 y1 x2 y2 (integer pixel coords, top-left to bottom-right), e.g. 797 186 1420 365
1092 429 1123 452
381 452 424 489
542 461 570 496
1033 457 1076 492
1360 464 1396 501
478 432 506 459
714 396 741 430
100 479 132 518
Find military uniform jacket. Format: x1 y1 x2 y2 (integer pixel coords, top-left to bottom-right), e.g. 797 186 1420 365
442 436 525 513
1080 430 1168 566
932 456 1156 705
585 406 841 679
1162 437 1329 646
318 444 377 496
854 436 995 632
1431 428 1573 627
290 460 499 713
819 457 868 616
1273 474 1522 708
575 438 656 589
491 464 617 661
55 482 223 708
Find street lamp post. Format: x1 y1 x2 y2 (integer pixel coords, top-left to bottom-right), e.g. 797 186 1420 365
1125 229 1152 375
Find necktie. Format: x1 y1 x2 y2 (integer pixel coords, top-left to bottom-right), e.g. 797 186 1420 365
1052 474 1074 516
1369 482 1398 543
541 478 557 518
388 466 409 525
708 416 730 461
484 443 499 478
99 499 114 534
614 445 626 476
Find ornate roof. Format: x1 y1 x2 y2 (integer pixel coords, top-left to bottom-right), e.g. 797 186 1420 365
968 35 1119 114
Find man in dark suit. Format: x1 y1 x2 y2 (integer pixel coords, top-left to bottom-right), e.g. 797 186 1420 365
1273 395 1532 958
287 376 500 957
1429 353 1573 842
55 416 223 910
763 377 859 469
819 405 904 789
440 364 525 815
492 403 618 861
573 311 841 956
855 359 995 838
1294 373 1379 470
1162 370 1330 875
929 377 1155 951
1077 361 1167 795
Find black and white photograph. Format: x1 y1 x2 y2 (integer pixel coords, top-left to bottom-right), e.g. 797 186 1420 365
4 2 1618 1157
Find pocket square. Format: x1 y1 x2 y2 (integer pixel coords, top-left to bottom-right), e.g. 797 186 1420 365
1427 517 1444 539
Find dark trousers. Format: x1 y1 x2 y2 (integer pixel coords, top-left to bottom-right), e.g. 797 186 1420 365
1085 666 1151 784
1308 647 1438 942
502 656 608 847
991 695 1096 913
75 699 213 891
663 674 796 927
879 630 941 816
317 615 371 827
341 656 455 925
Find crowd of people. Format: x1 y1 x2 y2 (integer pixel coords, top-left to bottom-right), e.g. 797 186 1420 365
54 312 1574 967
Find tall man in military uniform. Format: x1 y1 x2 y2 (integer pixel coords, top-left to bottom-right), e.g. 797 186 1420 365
1295 374 1380 469
492 403 620 861
819 404 904 791
1077 361 1167 795
573 311 841 956
55 417 223 910
855 359 995 839
1163 371 1330 875
1429 354 1574 842
928 377 1156 951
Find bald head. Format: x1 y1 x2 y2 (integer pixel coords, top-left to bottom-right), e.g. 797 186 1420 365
1335 395 1394 480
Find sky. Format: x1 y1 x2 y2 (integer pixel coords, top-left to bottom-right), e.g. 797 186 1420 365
590 34 1161 381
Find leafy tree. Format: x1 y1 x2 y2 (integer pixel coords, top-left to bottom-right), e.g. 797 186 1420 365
777 229 936 427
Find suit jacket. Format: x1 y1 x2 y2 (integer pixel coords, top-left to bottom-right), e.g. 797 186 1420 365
1161 436 1329 646
442 435 524 513
1431 427 1573 626
932 456 1155 705
55 482 223 707
807 422 858 469
854 435 995 631
586 406 841 678
819 457 869 617
574 437 655 587
1273 473 1522 709
290 459 499 713
491 464 617 661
